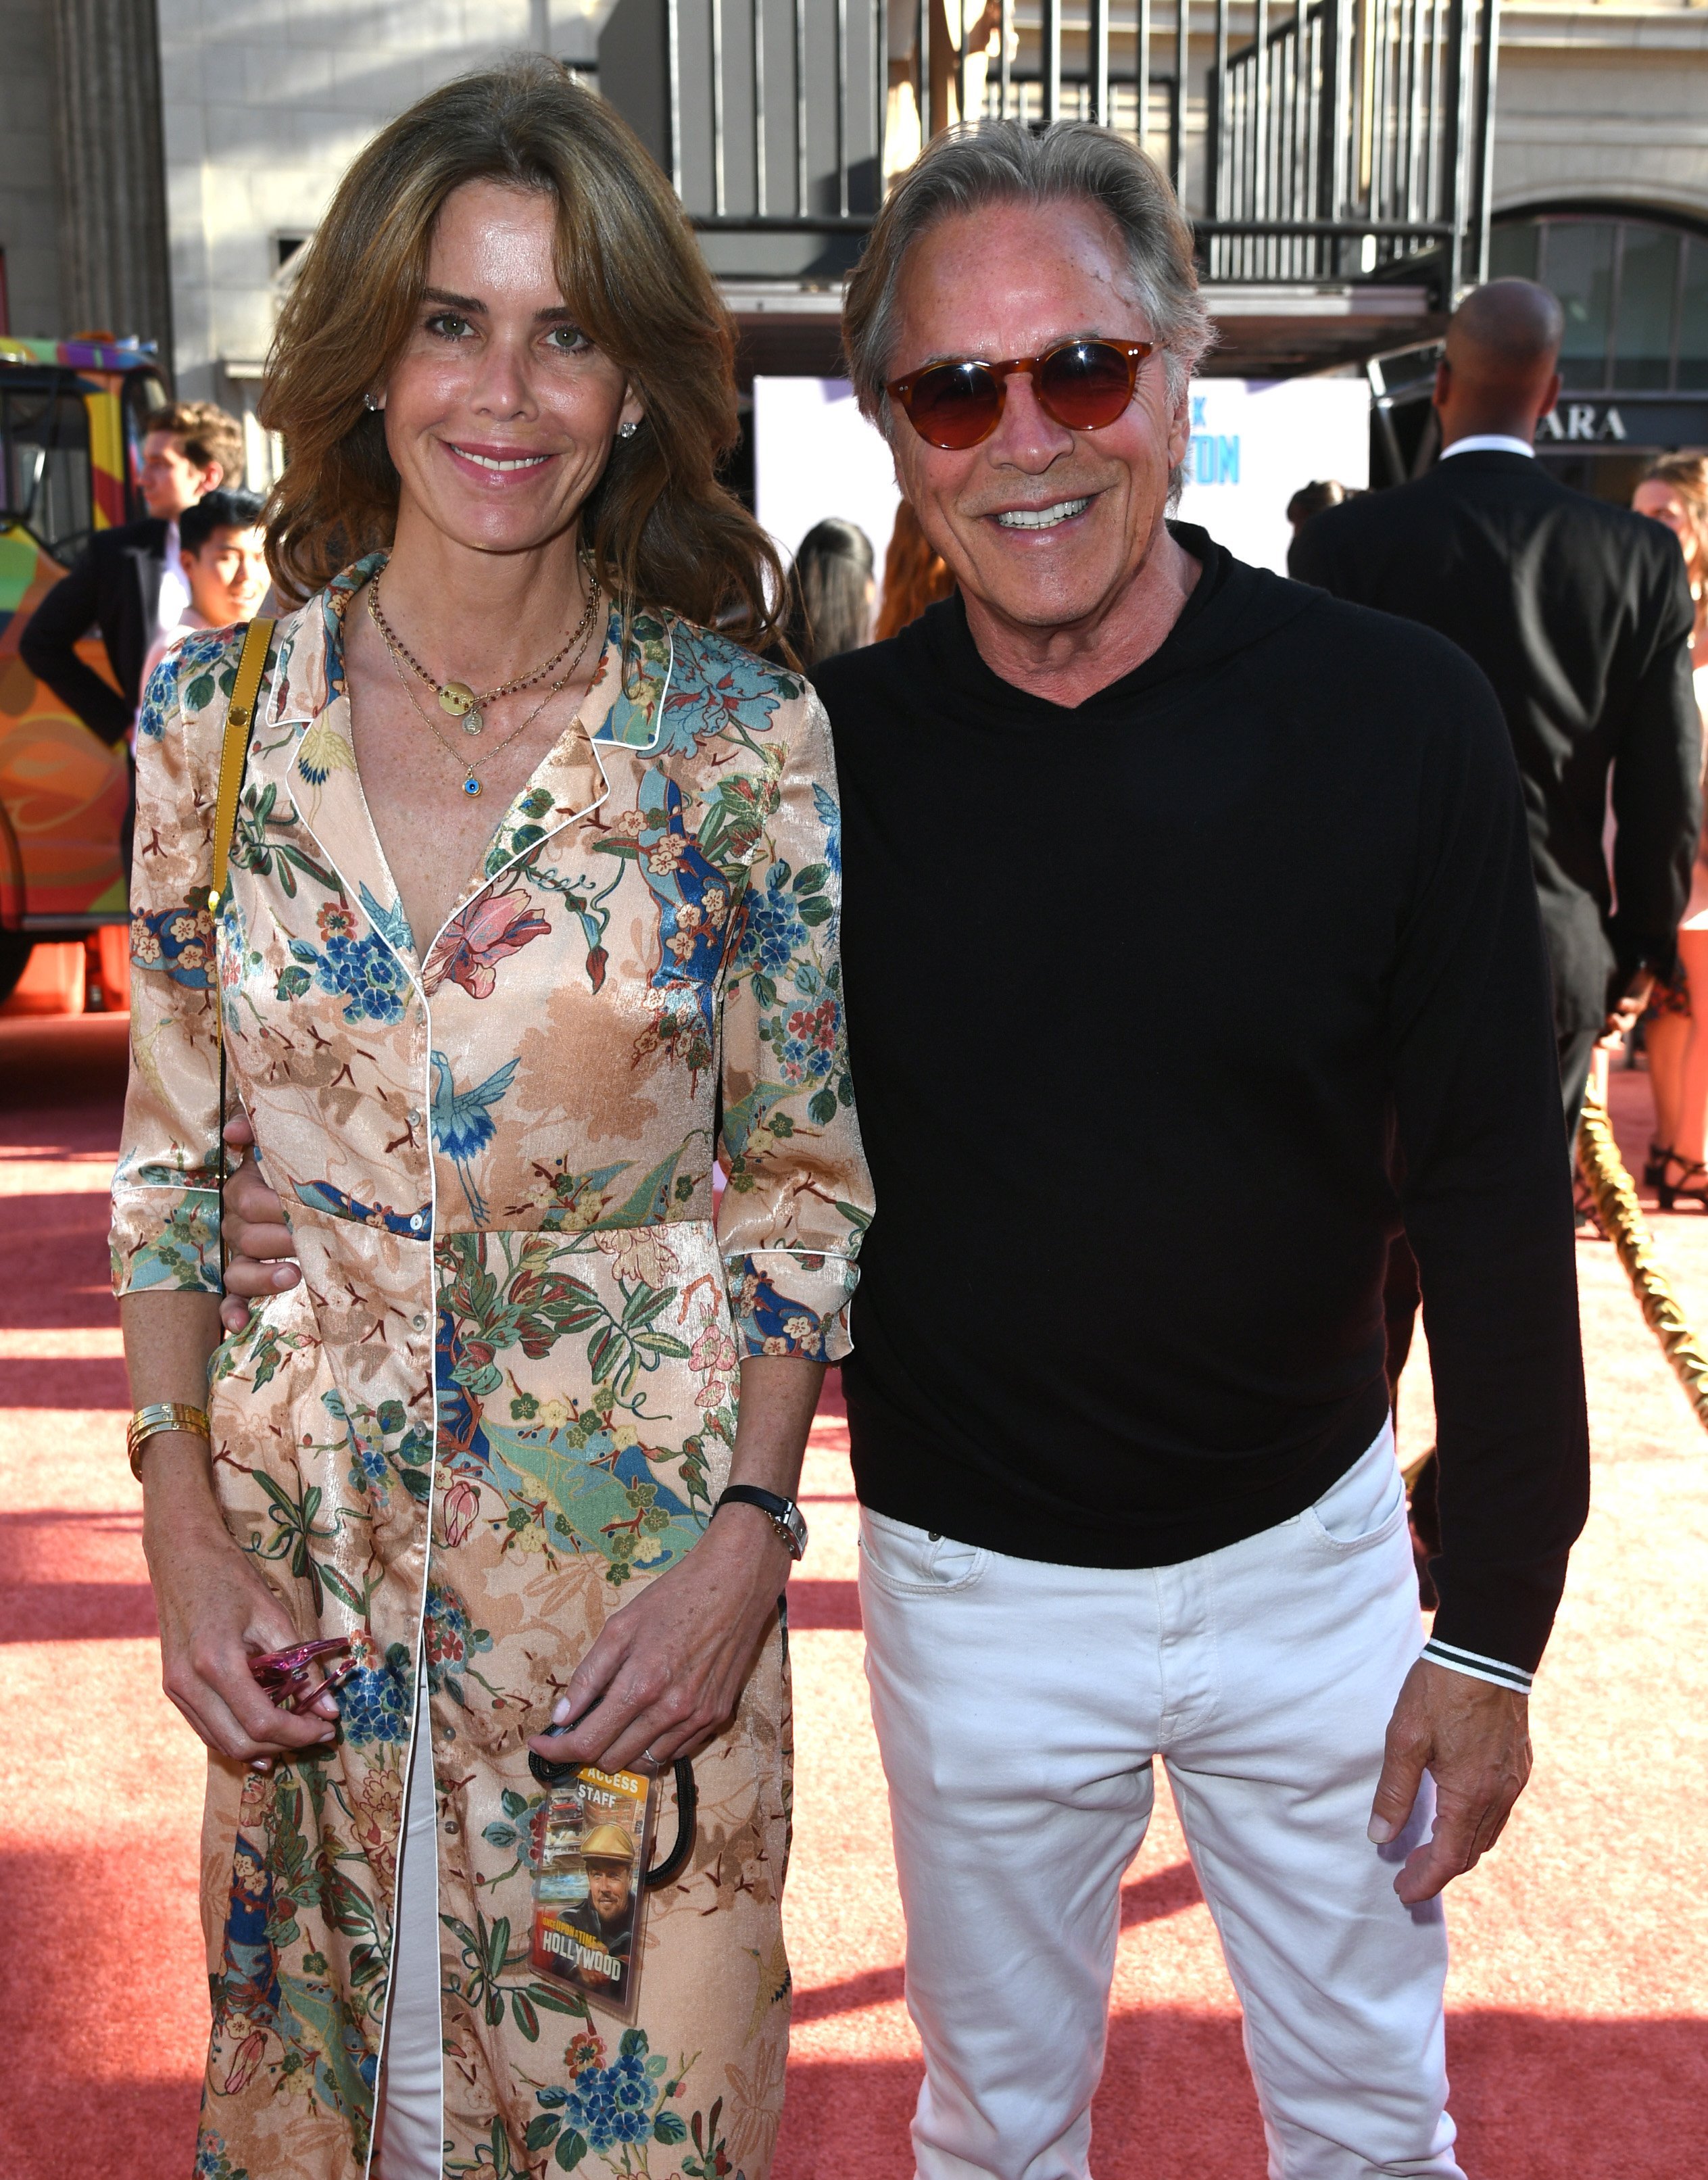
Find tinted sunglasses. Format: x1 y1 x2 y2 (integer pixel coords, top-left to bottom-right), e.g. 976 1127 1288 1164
886 337 1156 450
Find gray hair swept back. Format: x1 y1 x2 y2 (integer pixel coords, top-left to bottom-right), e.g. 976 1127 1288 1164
844 120 1214 433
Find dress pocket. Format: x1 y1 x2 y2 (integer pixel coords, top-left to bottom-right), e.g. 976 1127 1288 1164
857 1507 989 1596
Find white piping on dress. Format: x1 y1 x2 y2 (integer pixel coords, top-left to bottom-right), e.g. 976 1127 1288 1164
357 623 677 2171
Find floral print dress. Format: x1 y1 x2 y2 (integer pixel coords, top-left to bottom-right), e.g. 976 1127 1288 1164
112 557 872 2180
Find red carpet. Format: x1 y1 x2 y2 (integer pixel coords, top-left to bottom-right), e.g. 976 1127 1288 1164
3 1017 1705 2177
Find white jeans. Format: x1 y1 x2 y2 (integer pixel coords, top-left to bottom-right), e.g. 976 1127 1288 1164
858 1425 1464 2180
372 1668 445 2179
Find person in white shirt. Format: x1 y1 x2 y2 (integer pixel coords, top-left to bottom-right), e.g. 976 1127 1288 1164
138 489 271 703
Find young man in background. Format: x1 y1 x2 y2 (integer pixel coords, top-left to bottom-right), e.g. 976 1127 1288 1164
22 399 247 748
137 487 271 698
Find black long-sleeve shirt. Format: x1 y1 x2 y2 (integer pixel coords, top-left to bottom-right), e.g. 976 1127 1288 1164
815 526 1589 1678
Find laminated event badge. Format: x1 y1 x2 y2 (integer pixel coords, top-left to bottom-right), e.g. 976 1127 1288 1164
529 1759 660 2024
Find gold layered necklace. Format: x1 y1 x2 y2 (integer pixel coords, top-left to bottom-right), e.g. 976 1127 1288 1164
368 562 602 737
367 569 605 800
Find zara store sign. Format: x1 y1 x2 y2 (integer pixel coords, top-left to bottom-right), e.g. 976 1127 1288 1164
1528 393 1708 452
1537 403 1628 443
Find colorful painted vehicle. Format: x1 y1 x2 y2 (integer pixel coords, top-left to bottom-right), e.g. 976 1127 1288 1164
0 336 170 1002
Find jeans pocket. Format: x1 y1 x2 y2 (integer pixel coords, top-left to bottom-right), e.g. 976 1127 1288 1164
1299 1438 1409 1554
857 1508 989 1596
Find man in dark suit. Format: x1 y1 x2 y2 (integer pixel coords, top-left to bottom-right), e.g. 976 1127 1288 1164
20 399 245 746
1293 279 1699 1580
1292 278 1700 1136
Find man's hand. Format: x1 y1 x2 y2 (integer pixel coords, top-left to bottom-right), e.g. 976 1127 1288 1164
1367 1658 1532 1904
1599 969 1655 1049
219 1113 299 1333
966 0 1004 53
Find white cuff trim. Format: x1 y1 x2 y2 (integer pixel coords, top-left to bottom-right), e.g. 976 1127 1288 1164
1420 1638 1533 1694
111 1182 222 1196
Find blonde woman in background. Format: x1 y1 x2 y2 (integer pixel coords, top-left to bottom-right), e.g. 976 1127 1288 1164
1634 454 1708 1207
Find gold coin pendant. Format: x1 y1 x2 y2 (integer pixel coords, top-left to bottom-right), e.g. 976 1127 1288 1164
439 680 478 719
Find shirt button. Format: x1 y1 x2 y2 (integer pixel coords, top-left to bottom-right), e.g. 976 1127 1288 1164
412 1313 426 1330
410 1213 424 1232
407 1109 422 1127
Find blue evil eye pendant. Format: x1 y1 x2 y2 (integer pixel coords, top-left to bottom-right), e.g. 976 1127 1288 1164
462 775 482 798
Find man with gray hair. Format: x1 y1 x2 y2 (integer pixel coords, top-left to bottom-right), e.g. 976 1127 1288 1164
817 122 1587 2177
214 118 1591 2179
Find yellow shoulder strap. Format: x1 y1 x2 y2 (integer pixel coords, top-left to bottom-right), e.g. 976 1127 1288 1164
209 616 276 909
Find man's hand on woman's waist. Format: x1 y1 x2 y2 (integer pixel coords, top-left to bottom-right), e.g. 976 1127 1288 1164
220 1113 301 1333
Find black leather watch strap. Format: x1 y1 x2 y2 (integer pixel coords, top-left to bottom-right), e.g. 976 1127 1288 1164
714 1483 808 1560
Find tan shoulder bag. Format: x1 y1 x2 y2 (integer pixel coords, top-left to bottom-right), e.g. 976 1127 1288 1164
206 615 276 1278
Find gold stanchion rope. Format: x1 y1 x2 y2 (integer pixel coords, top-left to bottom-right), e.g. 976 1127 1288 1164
1576 1069 1708 1432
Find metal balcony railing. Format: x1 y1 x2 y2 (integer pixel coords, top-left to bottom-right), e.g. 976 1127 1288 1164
596 0 1499 292
1203 0 1492 283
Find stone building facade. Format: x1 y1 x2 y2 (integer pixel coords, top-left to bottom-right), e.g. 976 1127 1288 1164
1496 0 1708 227
0 0 66 337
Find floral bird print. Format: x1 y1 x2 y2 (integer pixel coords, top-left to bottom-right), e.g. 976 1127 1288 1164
430 1050 520 1221
114 568 868 2180
422 878 551 998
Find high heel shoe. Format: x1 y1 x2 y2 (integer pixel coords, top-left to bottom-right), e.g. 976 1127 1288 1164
1658 1153 1708 1212
1644 1140 1671 1190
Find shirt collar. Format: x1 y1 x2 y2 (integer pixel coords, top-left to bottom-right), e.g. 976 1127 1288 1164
156 519 191 633
1440 433 1536 460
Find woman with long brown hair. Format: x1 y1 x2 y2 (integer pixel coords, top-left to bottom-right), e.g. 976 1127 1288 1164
113 58 870 2180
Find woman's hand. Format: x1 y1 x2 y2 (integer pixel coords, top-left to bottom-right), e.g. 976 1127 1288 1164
527 1355 823 1774
529 1504 794 1774
208 1168 826 1772
122 1286 341 1768
143 1453 343 1767
218 1114 300 1335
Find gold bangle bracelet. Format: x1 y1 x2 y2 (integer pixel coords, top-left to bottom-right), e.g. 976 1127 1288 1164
128 1401 212 1482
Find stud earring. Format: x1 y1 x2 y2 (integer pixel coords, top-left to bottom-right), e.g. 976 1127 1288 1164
364 392 381 412
617 420 639 440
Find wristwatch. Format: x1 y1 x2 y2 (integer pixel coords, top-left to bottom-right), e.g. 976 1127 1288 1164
714 1484 808 1561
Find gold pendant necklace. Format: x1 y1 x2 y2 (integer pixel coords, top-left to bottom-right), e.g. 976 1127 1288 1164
371 579 606 799
369 563 600 737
